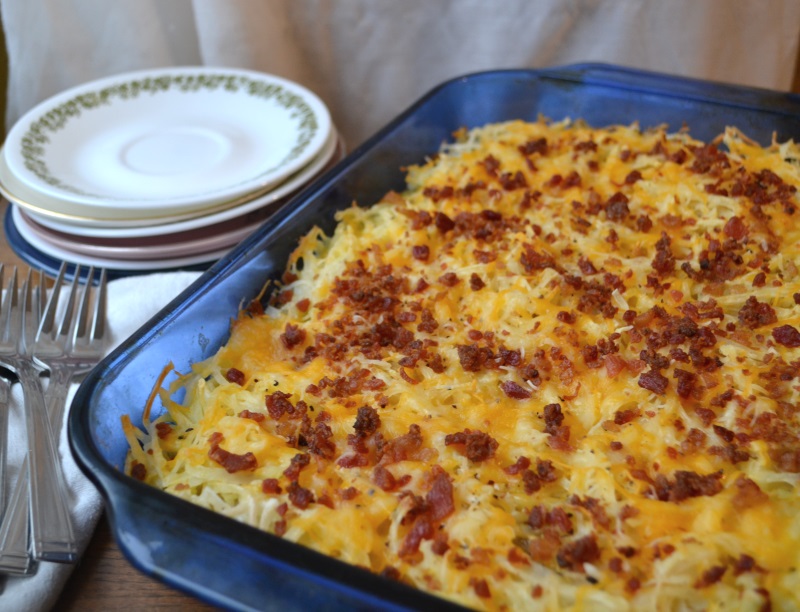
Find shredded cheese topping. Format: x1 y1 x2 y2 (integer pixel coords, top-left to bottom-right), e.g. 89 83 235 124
125 119 800 611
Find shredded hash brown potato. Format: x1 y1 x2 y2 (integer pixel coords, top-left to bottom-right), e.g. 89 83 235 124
125 119 800 610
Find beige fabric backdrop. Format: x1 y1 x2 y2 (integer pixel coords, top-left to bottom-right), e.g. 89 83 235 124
2 0 800 148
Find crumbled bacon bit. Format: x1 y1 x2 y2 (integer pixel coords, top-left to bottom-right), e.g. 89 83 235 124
570 496 611 530
694 565 726 589
302 420 337 459
470 577 491 598
422 186 453 202
413 308 437 334
723 215 748 240
287 481 315 509
556 535 601 572
353 405 381 436
425 465 455 521
635 215 653 232
557 310 577 324
469 273 485 291
651 232 675 277
272 289 293 307
155 422 172 439
373 465 399 491
500 380 532 399
266 390 302 420
280 323 307 349
575 257 597 278
507 547 530 566
434 212 455 233
638 369 669 395
521 244 558 273
208 434 258 473
673 368 698 399
617 545 637 557
500 170 528 190
681 428 707 455
519 137 548 156
380 424 426 465
225 367 246 385
283 453 311 481
732 475 768 510
737 296 777 329
522 470 542 494
605 192 630 221
457 343 493 372
528 530 561 562
412 245 430 261
397 466 454 558
653 470 723 502
339 486 360 501
504 456 531 475
380 565 402 581
444 428 499 462
481 155 500 177
625 170 642 184
130 461 146 481
542 402 564 431
431 533 449 556
438 272 460 287
772 324 800 347
733 554 758 576
261 478 282 494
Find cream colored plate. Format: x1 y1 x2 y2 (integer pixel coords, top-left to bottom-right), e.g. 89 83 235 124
4 66 332 220
3 129 343 237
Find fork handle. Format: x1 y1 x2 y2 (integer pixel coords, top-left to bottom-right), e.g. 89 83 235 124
45 366 74 440
18 361 77 563
0 456 36 575
0 390 8 516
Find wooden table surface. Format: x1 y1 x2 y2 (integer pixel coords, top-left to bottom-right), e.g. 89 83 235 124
0 199 216 610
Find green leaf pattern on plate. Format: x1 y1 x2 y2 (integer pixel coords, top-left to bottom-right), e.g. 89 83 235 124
18 73 320 199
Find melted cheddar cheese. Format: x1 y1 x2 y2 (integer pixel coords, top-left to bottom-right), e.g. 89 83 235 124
125 119 800 611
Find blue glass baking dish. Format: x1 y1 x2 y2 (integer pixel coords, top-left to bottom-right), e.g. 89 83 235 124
69 63 800 610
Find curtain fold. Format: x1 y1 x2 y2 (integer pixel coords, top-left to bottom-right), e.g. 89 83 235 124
2 0 799 147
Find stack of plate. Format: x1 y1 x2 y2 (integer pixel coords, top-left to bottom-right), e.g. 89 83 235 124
0 67 344 278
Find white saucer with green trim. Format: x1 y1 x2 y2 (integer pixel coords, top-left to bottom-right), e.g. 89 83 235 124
4 66 331 220
4 127 342 237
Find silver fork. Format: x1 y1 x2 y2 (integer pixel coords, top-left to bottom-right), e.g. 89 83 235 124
0 264 34 575
0 267 77 563
34 264 107 440
0 371 7 520
0 267 8 517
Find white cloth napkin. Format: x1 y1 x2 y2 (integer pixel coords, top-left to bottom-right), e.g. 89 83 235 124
1 270 202 611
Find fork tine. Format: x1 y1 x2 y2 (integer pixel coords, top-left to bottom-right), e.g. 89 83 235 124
61 265 82 338
72 266 94 346
20 269 35 351
0 267 17 347
0 264 6 336
38 262 68 341
36 268 47 322
89 268 107 344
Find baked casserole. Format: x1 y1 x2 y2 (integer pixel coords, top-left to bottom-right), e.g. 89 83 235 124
124 118 800 610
